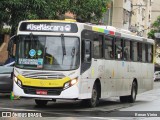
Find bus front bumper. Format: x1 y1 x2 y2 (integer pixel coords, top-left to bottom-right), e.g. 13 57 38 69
13 81 79 99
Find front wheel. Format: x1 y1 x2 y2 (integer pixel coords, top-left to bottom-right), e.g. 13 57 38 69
82 84 99 107
35 99 48 107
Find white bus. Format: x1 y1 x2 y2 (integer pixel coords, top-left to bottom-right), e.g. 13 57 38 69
10 19 154 107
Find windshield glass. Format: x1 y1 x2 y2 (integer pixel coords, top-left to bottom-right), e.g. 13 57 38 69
16 35 80 70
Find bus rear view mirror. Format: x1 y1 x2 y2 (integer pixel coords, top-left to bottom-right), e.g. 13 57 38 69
8 35 17 57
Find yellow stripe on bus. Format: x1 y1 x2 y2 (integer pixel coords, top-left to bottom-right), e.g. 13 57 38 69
17 75 70 88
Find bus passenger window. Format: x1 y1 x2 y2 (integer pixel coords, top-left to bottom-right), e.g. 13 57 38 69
137 42 142 62
124 40 130 61
133 42 138 61
115 38 122 60
93 35 103 59
142 44 146 62
84 41 91 62
104 36 114 59
148 44 153 63
145 44 148 62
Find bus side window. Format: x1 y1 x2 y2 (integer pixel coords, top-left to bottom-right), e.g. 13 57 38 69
104 36 114 59
148 44 153 63
145 44 148 62
124 40 130 61
133 42 138 61
142 43 146 62
115 37 123 60
137 42 142 62
82 40 91 63
93 34 103 59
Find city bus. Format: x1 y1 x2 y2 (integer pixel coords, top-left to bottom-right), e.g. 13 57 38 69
10 19 154 107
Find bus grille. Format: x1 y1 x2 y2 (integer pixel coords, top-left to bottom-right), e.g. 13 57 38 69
21 71 65 79
22 86 63 95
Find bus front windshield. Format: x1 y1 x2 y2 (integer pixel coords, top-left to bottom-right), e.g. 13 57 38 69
16 35 80 71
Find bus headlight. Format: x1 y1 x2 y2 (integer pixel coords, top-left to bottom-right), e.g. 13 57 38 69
17 80 22 88
14 76 18 83
63 78 78 90
14 76 22 88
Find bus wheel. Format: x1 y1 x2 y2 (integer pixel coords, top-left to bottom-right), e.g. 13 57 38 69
83 84 99 107
120 96 128 103
52 99 56 102
35 99 48 107
128 81 137 103
120 81 137 103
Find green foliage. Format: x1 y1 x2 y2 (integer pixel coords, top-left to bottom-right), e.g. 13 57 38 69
148 16 160 39
0 0 111 35
70 0 111 22
1 28 11 34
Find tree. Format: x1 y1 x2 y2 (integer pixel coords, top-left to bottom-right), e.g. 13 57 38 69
148 16 160 39
0 0 111 35
70 0 111 23
0 0 57 35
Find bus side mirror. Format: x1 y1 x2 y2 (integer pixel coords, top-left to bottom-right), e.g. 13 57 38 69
8 35 17 57
82 40 91 63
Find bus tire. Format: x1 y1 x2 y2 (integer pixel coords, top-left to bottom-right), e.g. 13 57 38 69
128 81 137 103
35 99 48 107
120 81 137 103
120 96 128 103
82 83 99 107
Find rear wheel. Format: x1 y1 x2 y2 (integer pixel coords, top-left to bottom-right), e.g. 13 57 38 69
35 99 48 107
120 96 128 103
120 81 137 103
128 81 137 103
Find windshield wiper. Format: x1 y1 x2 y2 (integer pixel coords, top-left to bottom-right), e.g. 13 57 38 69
29 33 34 48
61 34 66 64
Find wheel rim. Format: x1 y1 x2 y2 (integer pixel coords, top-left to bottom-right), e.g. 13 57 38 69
91 88 97 105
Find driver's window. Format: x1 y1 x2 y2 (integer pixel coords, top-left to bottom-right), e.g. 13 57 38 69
82 40 91 63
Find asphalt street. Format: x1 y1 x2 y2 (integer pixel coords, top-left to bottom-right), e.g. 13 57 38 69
1 81 160 119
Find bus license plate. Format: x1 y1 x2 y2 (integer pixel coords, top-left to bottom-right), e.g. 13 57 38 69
36 90 48 95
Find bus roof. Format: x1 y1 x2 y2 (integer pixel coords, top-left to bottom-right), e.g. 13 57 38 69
83 24 154 44
18 20 154 44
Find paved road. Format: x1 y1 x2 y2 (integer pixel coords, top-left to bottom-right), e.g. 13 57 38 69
0 81 160 119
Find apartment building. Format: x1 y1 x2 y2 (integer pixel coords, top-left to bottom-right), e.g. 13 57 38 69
131 0 152 37
103 0 152 37
151 0 160 23
112 0 132 30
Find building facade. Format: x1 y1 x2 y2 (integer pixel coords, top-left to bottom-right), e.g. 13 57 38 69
151 0 160 23
103 0 152 37
130 0 152 37
112 0 132 30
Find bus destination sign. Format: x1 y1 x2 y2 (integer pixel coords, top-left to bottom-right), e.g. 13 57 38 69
19 22 78 33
